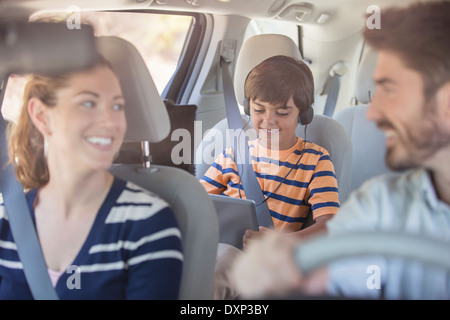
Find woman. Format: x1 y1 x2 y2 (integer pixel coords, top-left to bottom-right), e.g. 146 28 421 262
1 57 183 299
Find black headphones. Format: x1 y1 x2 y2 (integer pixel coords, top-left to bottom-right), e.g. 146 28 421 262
242 55 314 126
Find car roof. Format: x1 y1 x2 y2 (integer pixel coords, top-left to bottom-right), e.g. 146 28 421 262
0 0 421 41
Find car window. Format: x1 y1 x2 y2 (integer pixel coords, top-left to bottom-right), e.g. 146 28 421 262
1 11 193 123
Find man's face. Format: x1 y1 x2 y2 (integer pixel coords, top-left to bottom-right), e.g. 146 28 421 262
367 50 450 171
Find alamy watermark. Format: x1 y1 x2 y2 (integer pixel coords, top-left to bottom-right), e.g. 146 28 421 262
66 5 81 30
366 5 381 30
366 264 381 290
173 121 283 166
66 265 81 289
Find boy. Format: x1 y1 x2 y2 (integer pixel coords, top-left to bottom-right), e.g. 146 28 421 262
201 55 340 243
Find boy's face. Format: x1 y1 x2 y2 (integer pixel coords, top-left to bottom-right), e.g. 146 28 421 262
250 96 300 150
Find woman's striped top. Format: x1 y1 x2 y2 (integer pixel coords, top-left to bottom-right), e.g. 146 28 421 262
0 177 183 300
201 137 340 231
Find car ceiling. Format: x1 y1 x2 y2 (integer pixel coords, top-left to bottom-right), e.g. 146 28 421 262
0 0 423 41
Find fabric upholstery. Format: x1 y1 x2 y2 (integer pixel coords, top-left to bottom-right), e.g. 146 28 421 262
334 49 392 193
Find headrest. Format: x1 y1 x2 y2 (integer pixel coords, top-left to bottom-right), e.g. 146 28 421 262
95 36 170 143
355 49 378 104
234 34 303 105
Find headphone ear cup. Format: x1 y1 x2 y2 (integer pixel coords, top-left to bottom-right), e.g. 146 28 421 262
298 106 314 126
243 98 250 116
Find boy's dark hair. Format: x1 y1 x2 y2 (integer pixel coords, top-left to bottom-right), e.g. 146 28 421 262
364 1 450 100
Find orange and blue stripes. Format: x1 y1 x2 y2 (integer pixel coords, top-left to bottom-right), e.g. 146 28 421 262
200 137 340 231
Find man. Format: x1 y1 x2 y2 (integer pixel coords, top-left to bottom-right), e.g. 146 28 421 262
232 1 450 299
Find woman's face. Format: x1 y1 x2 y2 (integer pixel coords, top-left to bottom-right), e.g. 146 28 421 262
43 66 126 172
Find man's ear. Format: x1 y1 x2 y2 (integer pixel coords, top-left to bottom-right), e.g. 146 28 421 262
27 97 52 137
436 82 450 120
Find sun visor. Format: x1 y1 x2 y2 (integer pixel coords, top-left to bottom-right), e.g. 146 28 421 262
0 22 99 77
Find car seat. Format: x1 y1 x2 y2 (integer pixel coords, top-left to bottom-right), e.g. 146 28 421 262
96 36 219 299
334 49 393 193
195 34 353 204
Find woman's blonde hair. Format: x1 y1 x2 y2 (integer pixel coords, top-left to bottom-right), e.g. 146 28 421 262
8 57 115 190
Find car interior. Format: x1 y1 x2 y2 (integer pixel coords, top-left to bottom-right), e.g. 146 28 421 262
0 0 449 301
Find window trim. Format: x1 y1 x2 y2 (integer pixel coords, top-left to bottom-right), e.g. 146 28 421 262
162 13 207 103
100 9 205 103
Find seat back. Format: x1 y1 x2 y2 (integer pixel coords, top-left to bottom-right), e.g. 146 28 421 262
97 36 219 299
110 164 218 299
195 34 353 203
334 49 392 193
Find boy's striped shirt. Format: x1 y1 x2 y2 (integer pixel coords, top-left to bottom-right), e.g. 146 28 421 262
201 137 340 231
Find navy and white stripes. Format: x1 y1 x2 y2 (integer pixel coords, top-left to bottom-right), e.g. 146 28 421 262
0 177 183 299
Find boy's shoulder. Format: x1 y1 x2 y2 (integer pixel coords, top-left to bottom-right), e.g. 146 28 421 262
303 139 330 157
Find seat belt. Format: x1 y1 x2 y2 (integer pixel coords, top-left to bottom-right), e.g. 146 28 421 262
322 74 341 117
219 54 273 229
322 61 348 117
0 78 59 300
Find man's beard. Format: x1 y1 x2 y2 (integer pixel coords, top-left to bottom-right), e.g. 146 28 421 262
382 100 450 171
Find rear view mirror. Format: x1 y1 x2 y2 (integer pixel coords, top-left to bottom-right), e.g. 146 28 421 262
0 21 99 77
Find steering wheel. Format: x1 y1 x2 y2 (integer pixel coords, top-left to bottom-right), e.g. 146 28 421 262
296 231 450 273
294 231 450 299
